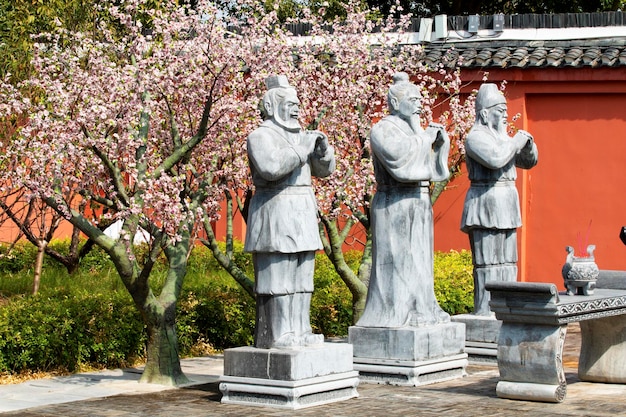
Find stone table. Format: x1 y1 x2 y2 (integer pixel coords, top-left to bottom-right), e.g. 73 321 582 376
486 281 626 402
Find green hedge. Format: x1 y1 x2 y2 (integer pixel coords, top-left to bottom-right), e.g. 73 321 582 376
0 291 145 374
0 242 473 376
434 250 474 315
177 285 256 353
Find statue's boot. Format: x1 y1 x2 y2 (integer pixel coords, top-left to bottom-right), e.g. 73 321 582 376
294 292 323 346
255 294 297 349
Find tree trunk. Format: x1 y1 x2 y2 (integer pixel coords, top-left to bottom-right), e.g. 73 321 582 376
32 240 46 295
140 300 189 386
431 179 449 205
201 218 255 298
108 237 190 386
138 227 192 386
352 232 372 321
319 215 369 324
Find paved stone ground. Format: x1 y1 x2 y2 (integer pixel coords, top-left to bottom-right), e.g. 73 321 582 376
4 323 626 417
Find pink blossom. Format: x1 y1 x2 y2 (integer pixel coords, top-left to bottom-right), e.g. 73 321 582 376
1 0 477 243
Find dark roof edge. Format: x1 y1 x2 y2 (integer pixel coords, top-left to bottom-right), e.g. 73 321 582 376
448 12 626 31
283 12 626 36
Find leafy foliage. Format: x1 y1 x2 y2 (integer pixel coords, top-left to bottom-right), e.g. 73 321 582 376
0 0 98 82
0 291 144 374
0 242 37 273
0 242 473 376
311 251 359 336
178 286 255 351
434 249 473 315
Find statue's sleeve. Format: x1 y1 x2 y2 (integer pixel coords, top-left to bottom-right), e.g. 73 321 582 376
370 121 433 182
465 128 520 170
515 141 538 169
429 127 451 182
247 130 306 182
310 147 336 178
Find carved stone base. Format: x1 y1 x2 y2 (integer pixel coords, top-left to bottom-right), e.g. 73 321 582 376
496 322 567 403
579 315 626 383
219 372 359 409
348 322 467 386
219 343 358 409
496 381 567 403
452 314 501 363
353 354 468 386
488 282 626 403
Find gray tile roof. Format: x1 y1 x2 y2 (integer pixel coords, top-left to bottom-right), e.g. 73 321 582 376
284 12 626 69
446 12 626 31
421 38 626 69
419 12 626 69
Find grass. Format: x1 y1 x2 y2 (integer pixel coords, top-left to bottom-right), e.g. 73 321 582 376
0 242 245 300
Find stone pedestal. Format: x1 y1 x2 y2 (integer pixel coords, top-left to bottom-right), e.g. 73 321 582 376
579 314 626 383
219 343 358 409
496 322 567 402
488 281 626 403
452 314 501 363
348 322 467 386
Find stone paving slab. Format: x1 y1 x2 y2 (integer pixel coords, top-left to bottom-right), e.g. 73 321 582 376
4 367 626 417
4 323 626 416
0 357 223 413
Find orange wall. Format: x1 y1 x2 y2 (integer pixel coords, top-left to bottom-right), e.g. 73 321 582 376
524 92 626 282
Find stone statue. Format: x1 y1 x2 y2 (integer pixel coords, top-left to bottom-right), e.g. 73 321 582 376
244 75 336 349
460 83 538 316
356 72 451 328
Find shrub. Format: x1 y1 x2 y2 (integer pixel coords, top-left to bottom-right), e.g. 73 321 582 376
311 252 355 337
434 249 474 315
177 285 255 352
76 245 115 273
0 291 145 374
0 242 37 273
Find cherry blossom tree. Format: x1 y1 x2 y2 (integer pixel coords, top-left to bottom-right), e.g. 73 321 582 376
0 111 102 291
0 0 255 385
0 187 77 295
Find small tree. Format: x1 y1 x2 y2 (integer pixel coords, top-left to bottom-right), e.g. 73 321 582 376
0 180 105 294
1 0 251 385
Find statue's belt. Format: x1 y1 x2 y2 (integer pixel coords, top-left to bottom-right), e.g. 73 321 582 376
470 180 515 187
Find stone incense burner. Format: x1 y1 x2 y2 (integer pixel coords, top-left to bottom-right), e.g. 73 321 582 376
562 244 599 296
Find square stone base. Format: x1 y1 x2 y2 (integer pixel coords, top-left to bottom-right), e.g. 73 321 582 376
348 322 467 386
353 354 468 386
219 343 358 409
452 314 502 364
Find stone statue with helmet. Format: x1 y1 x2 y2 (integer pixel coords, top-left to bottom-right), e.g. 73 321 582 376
460 83 539 316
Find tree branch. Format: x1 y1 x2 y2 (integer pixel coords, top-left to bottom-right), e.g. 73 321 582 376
201 216 254 298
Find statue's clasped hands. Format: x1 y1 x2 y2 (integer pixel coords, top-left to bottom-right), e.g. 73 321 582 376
306 130 330 157
426 122 446 147
513 129 534 150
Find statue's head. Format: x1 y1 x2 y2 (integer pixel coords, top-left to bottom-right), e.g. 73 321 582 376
261 75 301 132
475 83 508 132
387 72 422 121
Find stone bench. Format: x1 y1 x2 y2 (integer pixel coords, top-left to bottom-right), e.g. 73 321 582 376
486 273 626 403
